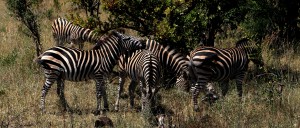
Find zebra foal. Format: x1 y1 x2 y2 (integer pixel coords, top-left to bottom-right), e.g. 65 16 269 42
188 38 264 111
35 31 145 114
113 49 161 112
52 17 100 49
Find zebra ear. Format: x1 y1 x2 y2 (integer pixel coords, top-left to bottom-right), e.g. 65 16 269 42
111 30 120 37
235 38 250 47
111 30 125 42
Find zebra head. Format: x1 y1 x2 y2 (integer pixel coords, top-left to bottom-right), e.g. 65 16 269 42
175 56 192 92
201 83 219 104
176 69 191 92
111 31 145 51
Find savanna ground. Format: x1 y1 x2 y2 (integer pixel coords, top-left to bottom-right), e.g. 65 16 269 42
1 0 300 128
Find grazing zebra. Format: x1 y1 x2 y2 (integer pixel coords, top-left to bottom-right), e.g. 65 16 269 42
188 38 264 111
114 49 161 113
35 31 145 114
144 39 190 88
52 17 100 49
100 39 190 110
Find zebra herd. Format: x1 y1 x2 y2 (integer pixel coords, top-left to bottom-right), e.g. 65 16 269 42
36 18 264 116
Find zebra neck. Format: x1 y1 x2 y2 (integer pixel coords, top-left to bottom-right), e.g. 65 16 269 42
93 38 122 67
82 29 98 43
146 39 185 76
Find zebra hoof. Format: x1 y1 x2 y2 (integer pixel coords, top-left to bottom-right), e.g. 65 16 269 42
41 109 46 115
114 107 119 112
194 106 200 112
93 110 101 116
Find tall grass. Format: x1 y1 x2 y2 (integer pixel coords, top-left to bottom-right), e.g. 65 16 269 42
0 0 299 127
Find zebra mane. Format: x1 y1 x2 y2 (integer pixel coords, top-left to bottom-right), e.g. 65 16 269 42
58 17 72 24
235 38 251 48
91 32 119 50
92 40 106 50
235 38 264 66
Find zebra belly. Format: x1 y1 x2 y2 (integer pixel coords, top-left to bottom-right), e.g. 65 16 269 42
63 70 95 82
210 70 243 82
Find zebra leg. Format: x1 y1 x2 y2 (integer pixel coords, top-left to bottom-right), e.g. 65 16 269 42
192 84 201 112
94 76 108 115
220 81 229 97
57 79 71 112
236 79 244 98
102 81 109 111
128 80 138 109
140 81 147 111
235 73 246 99
114 75 126 111
41 72 58 113
141 81 154 119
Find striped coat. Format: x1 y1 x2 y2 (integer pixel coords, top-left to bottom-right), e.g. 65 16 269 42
188 38 264 111
115 49 161 112
52 17 99 49
36 31 144 114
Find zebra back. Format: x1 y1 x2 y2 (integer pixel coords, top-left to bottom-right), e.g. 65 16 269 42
119 49 161 87
52 17 100 49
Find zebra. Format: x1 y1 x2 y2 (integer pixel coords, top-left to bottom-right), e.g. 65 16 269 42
188 38 264 111
144 39 190 89
103 39 190 110
35 31 145 114
114 49 161 113
52 17 100 49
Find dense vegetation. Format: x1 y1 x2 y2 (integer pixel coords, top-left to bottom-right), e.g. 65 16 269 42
0 0 299 127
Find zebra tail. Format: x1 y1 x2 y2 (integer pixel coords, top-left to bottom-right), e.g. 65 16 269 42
33 55 51 69
33 55 42 63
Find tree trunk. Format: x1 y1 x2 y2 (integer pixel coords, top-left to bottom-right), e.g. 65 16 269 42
34 36 42 56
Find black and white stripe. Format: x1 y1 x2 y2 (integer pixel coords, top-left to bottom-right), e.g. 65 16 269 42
36 31 144 114
143 39 189 89
188 38 264 111
52 17 99 49
94 38 189 112
114 49 161 112
113 39 189 106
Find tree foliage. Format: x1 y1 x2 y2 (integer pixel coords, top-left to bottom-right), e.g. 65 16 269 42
65 0 299 53
6 0 42 56
9 0 296 55
242 0 299 47
100 0 255 53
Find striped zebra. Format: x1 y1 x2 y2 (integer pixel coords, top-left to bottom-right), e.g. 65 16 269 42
35 31 145 114
114 49 161 113
52 17 100 49
144 39 189 88
108 39 189 111
188 38 264 111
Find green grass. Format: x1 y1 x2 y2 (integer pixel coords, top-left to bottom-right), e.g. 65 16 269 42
0 0 300 127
